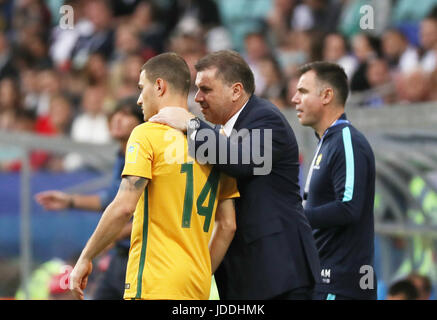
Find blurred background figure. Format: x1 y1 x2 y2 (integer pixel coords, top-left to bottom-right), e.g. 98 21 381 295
257 55 287 108
396 70 431 104
386 278 419 300
381 28 419 75
407 272 433 300
364 57 397 107
350 33 381 93
70 0 115 69
48 266 75 300
244 31 272 96
64 85 111 171
322 32 358 80
419 12 437 73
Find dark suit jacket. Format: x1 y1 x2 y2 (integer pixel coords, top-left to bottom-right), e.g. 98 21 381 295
194 95 321 299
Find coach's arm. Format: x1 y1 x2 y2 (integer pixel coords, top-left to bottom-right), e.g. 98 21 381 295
69 175 148 300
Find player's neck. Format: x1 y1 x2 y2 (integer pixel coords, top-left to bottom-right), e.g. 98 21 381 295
315 107 344 138
158 95 189 111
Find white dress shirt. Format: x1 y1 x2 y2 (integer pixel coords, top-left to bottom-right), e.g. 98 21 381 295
221 100 249 137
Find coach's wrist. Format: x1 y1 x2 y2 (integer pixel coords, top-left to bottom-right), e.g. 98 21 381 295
68 195 75 209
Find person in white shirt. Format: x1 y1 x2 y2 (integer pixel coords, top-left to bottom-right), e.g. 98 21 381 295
382 29 420 74
64 86 111 171
419 15 437 73
323 33 358 80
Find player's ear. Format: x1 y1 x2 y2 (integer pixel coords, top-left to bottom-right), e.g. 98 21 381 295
155 78 167 97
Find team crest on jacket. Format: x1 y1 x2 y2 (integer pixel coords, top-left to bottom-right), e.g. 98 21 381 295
314 153 323 169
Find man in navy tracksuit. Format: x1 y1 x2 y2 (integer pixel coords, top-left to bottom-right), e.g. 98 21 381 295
292 61 377 300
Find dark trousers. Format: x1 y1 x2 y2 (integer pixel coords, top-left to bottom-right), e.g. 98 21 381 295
93 248 129 300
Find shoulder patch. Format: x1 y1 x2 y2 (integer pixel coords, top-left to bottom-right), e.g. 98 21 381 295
126 142 139 163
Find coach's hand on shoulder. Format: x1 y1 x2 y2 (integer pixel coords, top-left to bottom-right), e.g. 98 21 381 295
149 107 194 132
69 258 93 300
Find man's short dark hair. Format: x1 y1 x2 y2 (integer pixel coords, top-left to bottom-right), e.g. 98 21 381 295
141 52 191 95
388 279 419 300
298 61 349 106
195 50 255 95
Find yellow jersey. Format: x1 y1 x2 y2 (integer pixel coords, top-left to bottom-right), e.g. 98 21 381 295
122 122 239 300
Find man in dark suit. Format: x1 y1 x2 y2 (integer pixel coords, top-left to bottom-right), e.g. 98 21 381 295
149 50 320 299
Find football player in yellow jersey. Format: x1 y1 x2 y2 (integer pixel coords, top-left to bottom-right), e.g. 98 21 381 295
69 53 239 300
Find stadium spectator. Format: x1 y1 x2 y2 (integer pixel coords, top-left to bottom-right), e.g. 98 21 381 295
167 27 208 114
35 94 72 137
322 33 358 80
426 67 437 100
419 13 437 73
111 54 145 101
266 0 297 46
364 58 397 107
49 0 92 70
20 68 40 112
275 30 311 78
111 23 142 63
407 272 433 300
15 258 66 300
84 53 110 88
397 70 431 104
0 77 21 131
70 0 115 70
64 85 111 171
244 31 272 96
128 0 165 56
35 94 74 171
291 0 341 34
257 55 288 108
165 0 222 40
381 29 420 75
0 32 18 80
34 68 63 116
350 33 381 93
386 278 419 300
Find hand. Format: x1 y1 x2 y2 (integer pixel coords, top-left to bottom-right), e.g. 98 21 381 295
148 107 194 132
34 191 72 210
69 259 93 300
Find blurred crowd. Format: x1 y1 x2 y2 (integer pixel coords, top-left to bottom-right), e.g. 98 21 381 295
2 0 437 172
